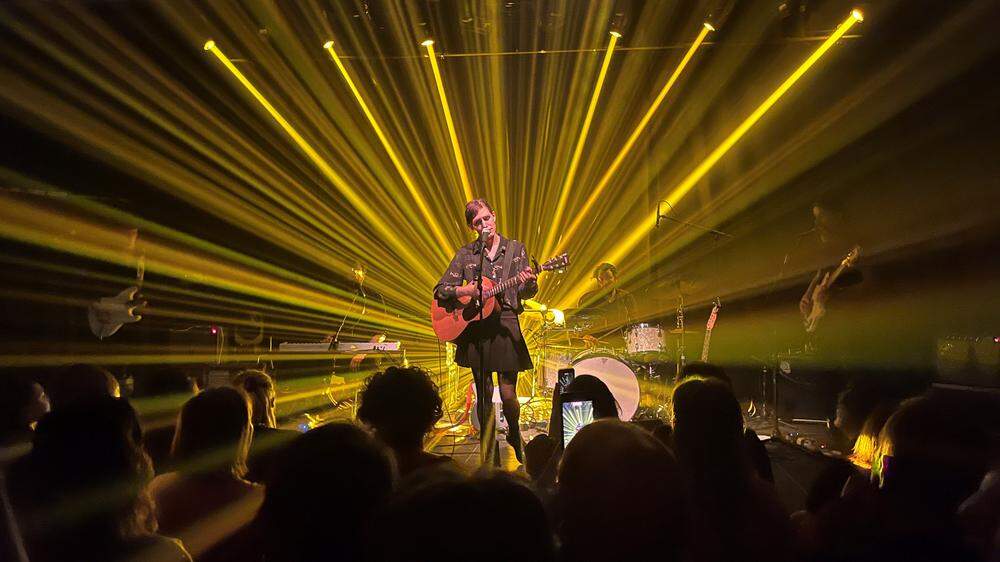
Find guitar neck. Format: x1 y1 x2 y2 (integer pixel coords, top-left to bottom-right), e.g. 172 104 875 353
485 265 544 298
486 274 522 299
700 330 712 362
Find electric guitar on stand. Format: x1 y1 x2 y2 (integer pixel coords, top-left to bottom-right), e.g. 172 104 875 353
700 298 721 362
430 253 569 342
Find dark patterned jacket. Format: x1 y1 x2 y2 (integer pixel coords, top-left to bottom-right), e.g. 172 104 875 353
433 236 538 316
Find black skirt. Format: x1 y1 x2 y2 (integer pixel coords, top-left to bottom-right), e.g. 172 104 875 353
455 312 533 373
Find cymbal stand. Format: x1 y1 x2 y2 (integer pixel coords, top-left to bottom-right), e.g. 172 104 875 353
675 293 686 380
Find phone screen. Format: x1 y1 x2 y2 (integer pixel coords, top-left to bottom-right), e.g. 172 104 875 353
561 398 594 448
557 368 575 391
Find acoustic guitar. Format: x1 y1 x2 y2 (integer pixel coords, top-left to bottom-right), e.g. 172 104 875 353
430 253 569 342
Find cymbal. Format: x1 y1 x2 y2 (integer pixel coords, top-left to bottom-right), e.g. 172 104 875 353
667 328 701 335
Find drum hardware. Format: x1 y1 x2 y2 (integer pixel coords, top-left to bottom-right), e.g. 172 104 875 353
675 291 686 379
625 323 665 354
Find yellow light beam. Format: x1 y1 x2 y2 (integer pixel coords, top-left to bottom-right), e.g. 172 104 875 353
323 40 452 254
541 30 621 257
561 10 864 308
203 40 430 279
421 39 474 202
556 23 713 255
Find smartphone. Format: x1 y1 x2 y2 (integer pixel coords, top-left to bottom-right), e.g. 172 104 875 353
560 393 595 448
557 367 575 391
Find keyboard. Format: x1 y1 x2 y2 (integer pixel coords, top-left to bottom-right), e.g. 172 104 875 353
335 341 401 353
277 341 402 353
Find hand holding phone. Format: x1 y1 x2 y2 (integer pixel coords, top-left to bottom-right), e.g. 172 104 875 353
557 368 575 392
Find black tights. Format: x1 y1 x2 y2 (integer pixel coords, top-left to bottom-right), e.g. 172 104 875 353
472 369 520 466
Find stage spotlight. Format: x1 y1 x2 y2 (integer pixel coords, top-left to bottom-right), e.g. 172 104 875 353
562 10 864 308
206 40 422 270
703 22 716 32
556 22 712 254
542 29 621 255
421 38 473 201
323 39 451 252
203 39 215 51
851 9 864 22
549 308 565 326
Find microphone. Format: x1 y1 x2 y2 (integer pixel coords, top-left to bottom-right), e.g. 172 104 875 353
477 227 492 249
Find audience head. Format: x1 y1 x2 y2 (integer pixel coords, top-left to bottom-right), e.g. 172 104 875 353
849 399 900 471
557 419 687 561
259 423 395 562
524 433 558 482
232 369 277 428
835 376 886 443
170 386 251 478
876 394 991 514
357 366 443 450
564 374 619 419
46 364 119 410
132 367 198 399
379 467 553 562
0 374 49 437
22 397 155 558
680 362 732 386
671 377 748 486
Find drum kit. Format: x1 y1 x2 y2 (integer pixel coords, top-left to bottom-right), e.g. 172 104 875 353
534 305 700 421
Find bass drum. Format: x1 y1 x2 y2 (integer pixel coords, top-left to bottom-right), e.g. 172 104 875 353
571 353 641 421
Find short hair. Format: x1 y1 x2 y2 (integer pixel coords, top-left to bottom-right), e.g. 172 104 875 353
171 386 252 478
47 364 119 409
378 468 554 561
357 366 443 448
132 367 198 398
592 262 617 280
464 199 494 227
557 420 686 561
524 434 558 481
260 423 395 562
233 369 277 428
680 362 732 386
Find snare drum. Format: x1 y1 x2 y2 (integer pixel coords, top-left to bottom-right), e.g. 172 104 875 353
570 353 641 421
625 323 665 354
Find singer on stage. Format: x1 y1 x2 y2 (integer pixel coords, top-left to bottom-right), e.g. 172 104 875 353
433 199 537 466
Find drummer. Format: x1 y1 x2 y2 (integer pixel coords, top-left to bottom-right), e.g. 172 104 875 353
577 262 637 343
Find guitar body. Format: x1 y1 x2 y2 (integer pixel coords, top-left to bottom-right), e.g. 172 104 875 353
430 278 498 342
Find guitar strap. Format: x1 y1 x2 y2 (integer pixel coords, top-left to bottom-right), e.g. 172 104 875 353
500 238 521 308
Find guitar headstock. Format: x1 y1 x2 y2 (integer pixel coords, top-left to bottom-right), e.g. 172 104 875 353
539 253 570 273
842 245 861 268
706 297 721 330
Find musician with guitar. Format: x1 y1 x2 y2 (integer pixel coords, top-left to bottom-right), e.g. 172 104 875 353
798 203 863 346
432 199 538 466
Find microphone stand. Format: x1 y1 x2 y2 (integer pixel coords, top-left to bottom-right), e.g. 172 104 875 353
475 232 497 466
656 200 734 240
